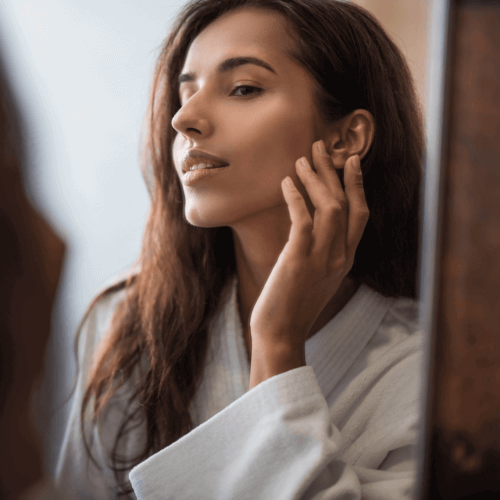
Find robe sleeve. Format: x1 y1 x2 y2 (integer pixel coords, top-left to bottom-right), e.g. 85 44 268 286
129 366 418 500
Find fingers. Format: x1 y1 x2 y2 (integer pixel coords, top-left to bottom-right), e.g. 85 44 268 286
343 155 370 258
311 140 344 199
290 141 369 268
281 176 313 257
282 141 370 273
294 155 347 253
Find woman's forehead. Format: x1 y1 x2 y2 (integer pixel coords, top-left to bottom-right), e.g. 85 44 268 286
182 7 295 75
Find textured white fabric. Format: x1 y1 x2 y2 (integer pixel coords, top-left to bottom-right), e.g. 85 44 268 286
55 275 424 500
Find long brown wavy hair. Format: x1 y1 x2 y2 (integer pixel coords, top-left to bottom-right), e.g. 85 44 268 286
78 0 424 497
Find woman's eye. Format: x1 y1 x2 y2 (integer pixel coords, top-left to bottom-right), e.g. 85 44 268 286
231 85 262 97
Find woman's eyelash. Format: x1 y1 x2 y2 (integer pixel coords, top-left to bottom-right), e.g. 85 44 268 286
178 85 263 104
231 85 263 97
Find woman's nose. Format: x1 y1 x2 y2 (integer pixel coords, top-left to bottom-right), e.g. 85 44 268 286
171 93 214 138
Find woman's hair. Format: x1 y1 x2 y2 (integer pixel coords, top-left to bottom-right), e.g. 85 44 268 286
79 0 424 497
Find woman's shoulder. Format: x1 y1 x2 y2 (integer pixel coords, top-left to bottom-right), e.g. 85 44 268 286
354 284 422 358
336 291 424 440
355 288 423 385
373 290 422 351
363 291 424 407
385 294 421 334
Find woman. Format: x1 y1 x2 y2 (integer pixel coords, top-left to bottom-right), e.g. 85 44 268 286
56 0 424 499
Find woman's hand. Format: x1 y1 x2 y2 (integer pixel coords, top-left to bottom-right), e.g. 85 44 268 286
248 140 370 388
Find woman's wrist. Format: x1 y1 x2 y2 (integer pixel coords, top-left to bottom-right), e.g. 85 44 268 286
249 339 306 390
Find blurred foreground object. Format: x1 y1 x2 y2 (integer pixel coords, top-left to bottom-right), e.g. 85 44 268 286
419 0 500 498
0 47 65 498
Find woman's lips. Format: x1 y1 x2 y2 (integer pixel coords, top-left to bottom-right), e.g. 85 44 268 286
182 164 230 186
181 149 230 173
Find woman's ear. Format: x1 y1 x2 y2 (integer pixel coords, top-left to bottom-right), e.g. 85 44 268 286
325 109 375 169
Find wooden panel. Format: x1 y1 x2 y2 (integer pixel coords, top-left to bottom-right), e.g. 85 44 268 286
426 1 500 498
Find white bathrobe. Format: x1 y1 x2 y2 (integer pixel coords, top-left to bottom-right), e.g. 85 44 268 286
56 275 424 500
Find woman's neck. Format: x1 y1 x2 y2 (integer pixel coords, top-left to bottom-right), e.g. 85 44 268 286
231 211 360 360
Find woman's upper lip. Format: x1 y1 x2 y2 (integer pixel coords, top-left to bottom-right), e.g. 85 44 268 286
181 149 230 172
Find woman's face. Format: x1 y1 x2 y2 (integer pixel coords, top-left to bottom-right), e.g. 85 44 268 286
172 7 322 228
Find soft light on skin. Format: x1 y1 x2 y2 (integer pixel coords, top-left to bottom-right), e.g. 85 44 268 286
171 7 321 228
171 7 364 358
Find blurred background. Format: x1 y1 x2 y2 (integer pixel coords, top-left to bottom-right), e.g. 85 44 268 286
0 0 429 477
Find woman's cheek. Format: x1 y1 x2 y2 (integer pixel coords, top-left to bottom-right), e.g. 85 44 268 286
172 134 184 173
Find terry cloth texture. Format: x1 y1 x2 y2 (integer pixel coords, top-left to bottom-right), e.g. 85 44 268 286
56 275 424 500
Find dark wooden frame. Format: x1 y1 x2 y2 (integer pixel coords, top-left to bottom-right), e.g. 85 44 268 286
417 1 500 498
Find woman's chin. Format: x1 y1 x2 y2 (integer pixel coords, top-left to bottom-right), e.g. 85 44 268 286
184 208 232 228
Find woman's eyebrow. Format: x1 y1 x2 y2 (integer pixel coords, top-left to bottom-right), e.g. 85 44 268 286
178 56 277 84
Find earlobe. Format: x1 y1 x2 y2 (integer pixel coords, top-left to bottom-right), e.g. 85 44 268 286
327 109 375 169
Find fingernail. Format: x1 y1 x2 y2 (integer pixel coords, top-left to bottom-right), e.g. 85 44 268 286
300 157 311 169
352 155 361 173
316 140 327 156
